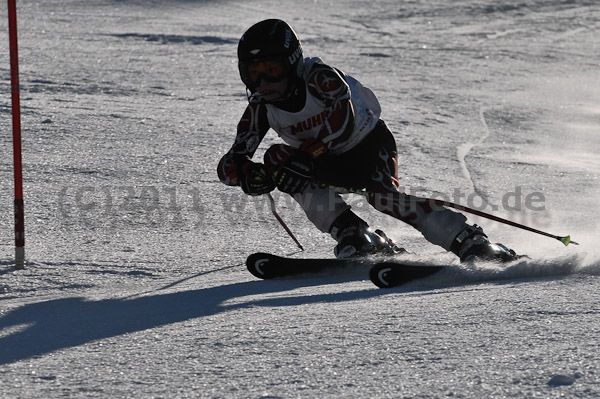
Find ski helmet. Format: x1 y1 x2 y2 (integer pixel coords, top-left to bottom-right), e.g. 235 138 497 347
238 19 304 101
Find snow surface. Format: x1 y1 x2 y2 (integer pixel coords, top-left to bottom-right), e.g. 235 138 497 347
1 0 599 397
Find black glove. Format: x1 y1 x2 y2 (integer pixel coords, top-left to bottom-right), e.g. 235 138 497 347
238 161 276 196
274 152 314 194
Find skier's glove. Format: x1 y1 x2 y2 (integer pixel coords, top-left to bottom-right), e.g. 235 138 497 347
238 161 276 196
274 152 314 194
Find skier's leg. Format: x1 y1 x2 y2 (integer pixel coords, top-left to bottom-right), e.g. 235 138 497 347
351 123 519 262
291 185 351 233
264 143 400 258
290 185 402 258
368 186 520 262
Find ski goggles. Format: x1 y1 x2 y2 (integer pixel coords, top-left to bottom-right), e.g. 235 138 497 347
240 57 290 87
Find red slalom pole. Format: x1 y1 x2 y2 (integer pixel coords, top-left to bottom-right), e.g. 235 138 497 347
7 0 25 270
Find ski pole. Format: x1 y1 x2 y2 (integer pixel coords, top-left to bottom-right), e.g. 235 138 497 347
266 193 304 251
327 185 578 246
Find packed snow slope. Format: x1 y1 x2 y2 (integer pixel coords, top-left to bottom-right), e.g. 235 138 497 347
0 0 599 397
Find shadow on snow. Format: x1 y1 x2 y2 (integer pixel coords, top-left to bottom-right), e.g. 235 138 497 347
1 254 597 365
0 272 385 365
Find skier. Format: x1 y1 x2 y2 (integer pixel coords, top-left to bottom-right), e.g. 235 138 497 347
217 19 519 262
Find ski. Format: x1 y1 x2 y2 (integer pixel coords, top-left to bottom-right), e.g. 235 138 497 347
246 252 367 279
369 262 446 288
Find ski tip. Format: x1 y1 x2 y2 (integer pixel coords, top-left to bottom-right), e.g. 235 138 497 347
561 235 579 246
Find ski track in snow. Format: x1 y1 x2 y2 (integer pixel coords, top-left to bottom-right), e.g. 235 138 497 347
0 0 599 398
456 105 492 203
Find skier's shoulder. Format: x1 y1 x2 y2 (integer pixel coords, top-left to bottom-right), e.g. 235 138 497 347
303 56 325 73
304 57 349 98
304 57 343 79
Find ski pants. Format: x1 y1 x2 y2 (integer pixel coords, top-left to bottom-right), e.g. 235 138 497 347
264 119 469 250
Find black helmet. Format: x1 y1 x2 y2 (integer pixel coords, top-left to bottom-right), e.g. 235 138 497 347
238 19 304 101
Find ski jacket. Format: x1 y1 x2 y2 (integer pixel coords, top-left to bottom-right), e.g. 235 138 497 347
217 57 381 186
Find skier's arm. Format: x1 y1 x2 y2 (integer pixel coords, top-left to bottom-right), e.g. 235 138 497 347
217 103 272 193
303 65 355 157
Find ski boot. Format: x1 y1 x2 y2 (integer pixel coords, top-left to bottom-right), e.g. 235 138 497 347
330 210 405 259
450 225 520 263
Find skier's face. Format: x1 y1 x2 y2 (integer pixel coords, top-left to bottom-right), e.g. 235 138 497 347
256 78 289 101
